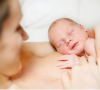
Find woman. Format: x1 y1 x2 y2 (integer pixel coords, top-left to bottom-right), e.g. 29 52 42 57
0 0 100 89
0 0 28 88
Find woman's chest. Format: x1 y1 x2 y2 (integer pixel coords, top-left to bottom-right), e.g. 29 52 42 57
12 60 65 89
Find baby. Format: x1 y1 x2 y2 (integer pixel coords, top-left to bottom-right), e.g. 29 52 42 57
48 18 96 69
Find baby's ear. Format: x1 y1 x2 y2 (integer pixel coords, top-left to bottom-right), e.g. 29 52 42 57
79 24 87 32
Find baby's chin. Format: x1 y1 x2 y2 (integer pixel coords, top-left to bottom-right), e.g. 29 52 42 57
65 50 83 55
58 49 83 55
71 51 84 56
59 51 69 55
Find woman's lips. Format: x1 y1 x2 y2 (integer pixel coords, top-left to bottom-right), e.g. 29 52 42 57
71 42 78 49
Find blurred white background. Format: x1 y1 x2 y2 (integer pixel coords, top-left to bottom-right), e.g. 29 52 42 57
19 0 100 42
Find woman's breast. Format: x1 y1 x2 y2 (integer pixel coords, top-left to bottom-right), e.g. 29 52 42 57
11 52 69 89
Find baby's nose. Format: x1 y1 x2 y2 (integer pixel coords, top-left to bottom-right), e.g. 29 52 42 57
66 39 72 46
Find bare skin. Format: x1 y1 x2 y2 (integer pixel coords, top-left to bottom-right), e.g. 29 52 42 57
48 19 97 69
0 0 69 89
1 0 100 89
62 56 100 89
87 25 100 57
9 25 100 89
8 42 69 89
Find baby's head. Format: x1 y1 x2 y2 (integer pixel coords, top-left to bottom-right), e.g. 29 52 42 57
48 18 88 55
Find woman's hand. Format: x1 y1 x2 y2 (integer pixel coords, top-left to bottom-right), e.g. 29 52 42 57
61 56 100 89
87 25 100 57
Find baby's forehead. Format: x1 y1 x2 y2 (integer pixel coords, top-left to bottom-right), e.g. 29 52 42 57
50 19 70 31
49 21 73 38
54 19 69 26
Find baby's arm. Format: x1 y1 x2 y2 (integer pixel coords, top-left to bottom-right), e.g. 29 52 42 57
84 38 97 58
56 54 79 69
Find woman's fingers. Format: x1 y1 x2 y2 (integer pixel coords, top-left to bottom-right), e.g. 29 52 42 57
88 56 96 65
80 56 87 65
97 57 100 66
80 56 96 65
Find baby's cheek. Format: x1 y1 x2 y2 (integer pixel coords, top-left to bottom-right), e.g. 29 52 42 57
74 46 84 55
80 33 88 41
57 47 69 55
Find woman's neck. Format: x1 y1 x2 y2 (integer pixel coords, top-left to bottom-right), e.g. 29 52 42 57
0 73 12 89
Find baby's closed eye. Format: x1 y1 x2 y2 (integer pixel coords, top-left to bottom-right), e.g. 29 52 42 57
57 41 64 48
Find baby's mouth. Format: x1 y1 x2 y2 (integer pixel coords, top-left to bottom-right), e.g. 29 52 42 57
71 42 78 50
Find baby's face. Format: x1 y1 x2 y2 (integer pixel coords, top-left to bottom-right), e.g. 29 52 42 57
49 20 88 55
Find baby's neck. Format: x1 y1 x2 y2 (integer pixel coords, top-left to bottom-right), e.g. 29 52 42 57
77 50 85 57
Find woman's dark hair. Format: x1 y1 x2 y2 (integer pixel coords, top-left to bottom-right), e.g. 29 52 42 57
0 0 9 36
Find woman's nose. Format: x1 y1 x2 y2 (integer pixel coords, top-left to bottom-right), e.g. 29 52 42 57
22 32 29 41
21 29 29 41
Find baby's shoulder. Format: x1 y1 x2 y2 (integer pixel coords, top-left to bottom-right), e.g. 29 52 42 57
84 38 95 48
85 38 95 44
84 38 96 57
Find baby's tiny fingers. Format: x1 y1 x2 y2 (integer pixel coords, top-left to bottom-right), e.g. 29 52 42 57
56 61 70 66
56 62 64 67
88 56 96 65
59 64 72 69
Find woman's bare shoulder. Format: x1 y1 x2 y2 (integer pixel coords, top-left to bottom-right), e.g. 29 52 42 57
21 42 56 58
43 52 62 62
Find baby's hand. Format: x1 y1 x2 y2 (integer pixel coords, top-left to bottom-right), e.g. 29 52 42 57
56 54 79 69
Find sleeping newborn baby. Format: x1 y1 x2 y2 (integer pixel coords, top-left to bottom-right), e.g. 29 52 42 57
48 18 96 69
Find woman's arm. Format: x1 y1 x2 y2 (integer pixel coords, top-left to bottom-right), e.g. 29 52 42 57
21 42 56 58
